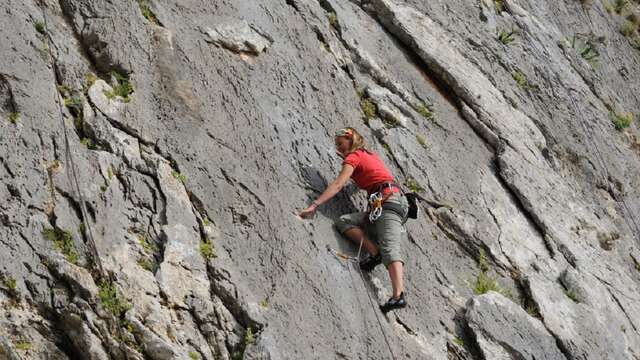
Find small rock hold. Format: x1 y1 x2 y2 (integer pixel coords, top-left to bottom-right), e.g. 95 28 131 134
204 21 272 55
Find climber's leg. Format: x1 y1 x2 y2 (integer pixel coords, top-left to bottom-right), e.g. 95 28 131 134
334 212 378 255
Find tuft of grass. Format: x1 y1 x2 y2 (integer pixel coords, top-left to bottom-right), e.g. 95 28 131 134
469 249 513 298
171 170 187 183
497 28 516 45
137 0 160 24
525 304 541 318
494 0 504 13
8 112 20 124
404 177 425 193
42 227 78 264
80 137 96 149
614 0 628 14
259 298 268 309
360 98 377 121
415 133 428 149
138 234 157 254
327 12 337 28
14 341 31 351
84 73 97 92
453 336 464 346
565 34 601 67
200 241 216 260
34 20 46 35
188 351 200 360
103 71 134 102
137 258 156 272
98 281 131 317
620 20 637 37
63 96 83 110
416 103 433 119
611 111 633 130
512 70 529 89
231 327 256 360
563 288 579 302
1 273 18 298
381 116 399 128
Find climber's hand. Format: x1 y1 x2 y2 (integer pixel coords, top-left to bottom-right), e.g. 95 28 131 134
298 204 317 219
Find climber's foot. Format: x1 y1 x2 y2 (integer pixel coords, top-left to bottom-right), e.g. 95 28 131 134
380 292 407 313
359 253 382 271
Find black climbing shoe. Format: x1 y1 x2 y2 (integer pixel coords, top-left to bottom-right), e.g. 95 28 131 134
380 292 407 313
359 253 382 271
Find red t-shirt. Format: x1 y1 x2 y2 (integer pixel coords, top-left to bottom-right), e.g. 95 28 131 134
342 149 398 195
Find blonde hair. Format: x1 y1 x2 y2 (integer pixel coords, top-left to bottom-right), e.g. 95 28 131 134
335 127 368 154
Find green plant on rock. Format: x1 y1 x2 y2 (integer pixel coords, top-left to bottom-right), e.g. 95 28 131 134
404 177 425 193
360 98 376 121
137 0 160 24
137 258 155 272
1 273 17 298
200 241 216 260
381 115 399 128
138 234 157 254
80 137 96 149
469 249 512 298
63 96 83 110
103 71 134 102
232 327 255 360
565 34 602 67
525 304 541 318
494 0 504 13
415 133 428 149
416 103 433 119
188 351 200 360
42 227 78 264
14 340 31 351
259 297 268 309
8 112 19 124
171 170 187 183
327 12 337 28
453 336 464 346
620 20 638 37
84 73 97 92
497 28 516 45
611 111 633 130
512 70 529 89
34 20 46 35
98 281 131 317
563 288 579 302
614 0 628 14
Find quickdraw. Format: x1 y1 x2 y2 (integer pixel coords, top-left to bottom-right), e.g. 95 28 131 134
368 191 384 222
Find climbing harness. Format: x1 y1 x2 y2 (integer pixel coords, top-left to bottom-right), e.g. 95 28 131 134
367 182 401 222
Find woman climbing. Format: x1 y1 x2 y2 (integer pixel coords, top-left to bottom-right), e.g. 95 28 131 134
298 127 410 313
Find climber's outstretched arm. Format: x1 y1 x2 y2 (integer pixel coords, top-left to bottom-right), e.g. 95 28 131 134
298 164 354 218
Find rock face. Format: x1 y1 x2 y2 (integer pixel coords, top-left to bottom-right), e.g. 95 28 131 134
1 0 639 359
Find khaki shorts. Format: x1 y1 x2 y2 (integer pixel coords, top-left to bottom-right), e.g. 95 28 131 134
334 192 409 267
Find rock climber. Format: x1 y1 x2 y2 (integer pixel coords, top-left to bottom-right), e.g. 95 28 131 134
298 127 410 313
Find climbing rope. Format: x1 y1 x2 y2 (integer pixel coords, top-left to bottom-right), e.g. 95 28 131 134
327 238 398 360
38 1 105 279
505 3 640 248
38 3 131 359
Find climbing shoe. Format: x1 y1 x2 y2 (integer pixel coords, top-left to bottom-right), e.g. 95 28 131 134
359 253 382 271
379 292 407 313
